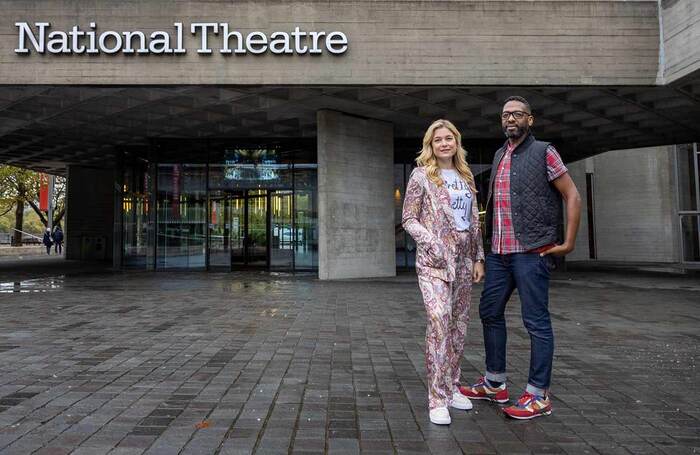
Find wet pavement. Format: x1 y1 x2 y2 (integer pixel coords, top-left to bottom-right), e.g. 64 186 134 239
0 265 698 454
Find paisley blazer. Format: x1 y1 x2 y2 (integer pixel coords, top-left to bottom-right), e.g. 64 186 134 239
402 166 485 282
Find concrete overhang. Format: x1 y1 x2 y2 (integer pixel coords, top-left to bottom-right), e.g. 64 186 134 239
1 0 699 173
1 82 699 174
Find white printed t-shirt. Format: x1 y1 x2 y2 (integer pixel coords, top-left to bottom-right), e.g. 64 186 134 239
440 169 473 231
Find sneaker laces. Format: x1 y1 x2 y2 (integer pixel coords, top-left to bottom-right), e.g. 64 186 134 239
516 392 536 408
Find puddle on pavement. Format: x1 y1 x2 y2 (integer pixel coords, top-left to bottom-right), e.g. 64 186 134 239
0 276 64 293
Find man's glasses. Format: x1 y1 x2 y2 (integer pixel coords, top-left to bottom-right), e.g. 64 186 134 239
501 111 531 120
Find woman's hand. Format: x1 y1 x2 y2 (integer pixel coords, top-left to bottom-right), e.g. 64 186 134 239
472 261 485 283
426 242 447 268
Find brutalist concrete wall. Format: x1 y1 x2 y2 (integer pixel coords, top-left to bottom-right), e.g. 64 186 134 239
566 159 591 262
660 0 700 83
317 110 395 279
65 166 114 261
567 146 679 263
0 0 660 85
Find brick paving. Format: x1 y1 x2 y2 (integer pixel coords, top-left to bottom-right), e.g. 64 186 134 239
0 266 698 454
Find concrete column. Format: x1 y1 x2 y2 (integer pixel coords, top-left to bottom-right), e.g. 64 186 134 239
65 166 115 262
317 110 395 279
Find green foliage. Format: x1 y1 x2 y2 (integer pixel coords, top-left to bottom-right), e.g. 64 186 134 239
0 165 66 236
0 165 37 208
0 207 44 236
0 211 13 232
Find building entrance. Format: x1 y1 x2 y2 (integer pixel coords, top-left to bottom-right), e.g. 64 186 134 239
120 140 318 272
209 189 294 270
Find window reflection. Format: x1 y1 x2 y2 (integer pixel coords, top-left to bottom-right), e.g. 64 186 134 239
122 158 151 268
156 164 207 270
121 141 318 271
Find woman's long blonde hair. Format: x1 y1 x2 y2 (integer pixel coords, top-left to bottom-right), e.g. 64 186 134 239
416 119 477 192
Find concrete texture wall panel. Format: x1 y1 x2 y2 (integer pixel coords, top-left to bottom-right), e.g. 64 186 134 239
0 0 660 85
562 148 680 263
317 110 395 279
565 159 590 261
661 0 700 83
591 146 678 263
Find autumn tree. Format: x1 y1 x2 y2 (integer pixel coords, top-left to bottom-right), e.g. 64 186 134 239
0 165 66 246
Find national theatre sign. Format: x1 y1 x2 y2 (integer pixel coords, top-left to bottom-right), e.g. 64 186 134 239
14 22 349 55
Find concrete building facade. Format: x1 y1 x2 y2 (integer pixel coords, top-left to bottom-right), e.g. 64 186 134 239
568 143 699 268
1 0 699 277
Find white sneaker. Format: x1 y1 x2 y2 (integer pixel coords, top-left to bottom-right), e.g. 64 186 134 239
451 391 473 410
429 407 451 425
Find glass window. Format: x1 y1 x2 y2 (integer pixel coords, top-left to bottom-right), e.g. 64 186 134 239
680 215 700 262
394 163 418 269
208 191 232 270
294 165 318 270
119 140 318 272
395 164 407 268
271 190 294 269
122 158 151 268
229 195 246 266
209 146 293 192
156 164 207 269
678 143 700 263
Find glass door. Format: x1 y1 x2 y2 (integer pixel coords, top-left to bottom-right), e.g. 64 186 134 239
208 195 231 269
209 189 298 270
230 190 268 268
247 190 268 267
271 190 294 269
230 193 246 266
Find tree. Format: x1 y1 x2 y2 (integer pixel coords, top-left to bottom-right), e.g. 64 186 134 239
0 165 66 246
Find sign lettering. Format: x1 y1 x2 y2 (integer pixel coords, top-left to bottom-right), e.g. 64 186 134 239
14 22 348 55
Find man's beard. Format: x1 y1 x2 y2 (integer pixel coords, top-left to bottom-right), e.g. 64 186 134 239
503 124 528 139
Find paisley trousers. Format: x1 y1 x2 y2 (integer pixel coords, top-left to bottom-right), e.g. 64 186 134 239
417 230 473 410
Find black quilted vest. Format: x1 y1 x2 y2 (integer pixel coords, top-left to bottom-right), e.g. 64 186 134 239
484 134 562 252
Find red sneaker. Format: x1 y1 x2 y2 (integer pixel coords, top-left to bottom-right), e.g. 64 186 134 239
503 391 552 420
458 377 509 403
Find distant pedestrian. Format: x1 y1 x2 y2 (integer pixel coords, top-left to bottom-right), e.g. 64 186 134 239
42 228 53 255
52 225 64 254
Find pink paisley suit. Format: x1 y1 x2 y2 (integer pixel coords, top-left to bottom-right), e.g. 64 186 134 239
402 166 485 409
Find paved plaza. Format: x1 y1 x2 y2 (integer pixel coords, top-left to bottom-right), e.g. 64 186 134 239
0 262 698 455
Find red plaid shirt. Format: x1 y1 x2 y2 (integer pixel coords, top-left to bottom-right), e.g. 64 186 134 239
492 142 568 254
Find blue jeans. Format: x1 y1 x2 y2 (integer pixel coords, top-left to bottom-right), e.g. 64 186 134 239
479 252 554 394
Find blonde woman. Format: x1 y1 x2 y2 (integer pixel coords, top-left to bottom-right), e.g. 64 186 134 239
402 119 485 425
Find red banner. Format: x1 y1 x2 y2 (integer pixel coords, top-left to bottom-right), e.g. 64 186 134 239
39 173 49 211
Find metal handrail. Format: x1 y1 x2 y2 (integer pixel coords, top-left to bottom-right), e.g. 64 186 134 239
11 228 42 240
